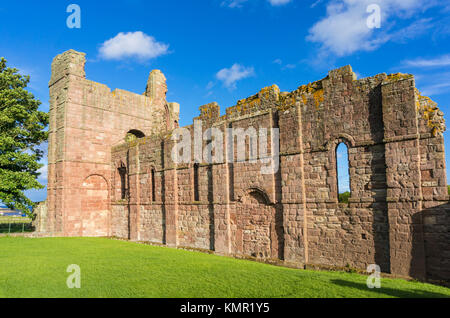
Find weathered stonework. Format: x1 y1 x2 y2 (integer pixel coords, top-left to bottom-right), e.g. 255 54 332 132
43 50 449 284
32 201 47 232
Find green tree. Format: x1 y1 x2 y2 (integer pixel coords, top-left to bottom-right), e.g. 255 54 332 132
339 191 350 204
0 57 48 216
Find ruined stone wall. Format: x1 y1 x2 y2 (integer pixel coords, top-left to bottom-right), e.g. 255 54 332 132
32 201 48 233
109 65 449 283
415 89 449 282
48 50 449 283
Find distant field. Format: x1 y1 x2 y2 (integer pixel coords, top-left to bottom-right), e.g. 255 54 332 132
0 216 33 233
0 237 449 298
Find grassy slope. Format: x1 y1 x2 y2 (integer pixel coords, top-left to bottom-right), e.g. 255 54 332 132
0 237 449 298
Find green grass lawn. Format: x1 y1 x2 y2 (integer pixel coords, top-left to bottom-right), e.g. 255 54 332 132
0 237 449 298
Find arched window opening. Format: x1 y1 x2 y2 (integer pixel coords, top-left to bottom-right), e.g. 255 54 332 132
126 129 145 142
151 168 156 202
336 143 350 203
118 166 128 200
193 163 200 202
248 190 269 205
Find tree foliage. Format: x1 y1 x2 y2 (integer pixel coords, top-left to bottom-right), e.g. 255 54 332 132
338 191 350 204
0 57 48 215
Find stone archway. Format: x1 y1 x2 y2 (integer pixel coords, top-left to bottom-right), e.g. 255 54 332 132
234 189 283 259
80 175 109 237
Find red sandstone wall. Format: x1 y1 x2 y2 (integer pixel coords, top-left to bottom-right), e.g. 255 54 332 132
111 66 447 282
47 50 176 237
48 50 449 283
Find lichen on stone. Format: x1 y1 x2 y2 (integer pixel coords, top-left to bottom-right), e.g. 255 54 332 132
227 85 280 116
125 132 137 143
386 73 413 82
278 92 296 111
415 88 446 136
296 80 324 109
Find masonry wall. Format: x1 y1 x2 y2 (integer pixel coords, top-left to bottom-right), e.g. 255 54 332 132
108 66 449 283
47 50 179 237
46 50 449 283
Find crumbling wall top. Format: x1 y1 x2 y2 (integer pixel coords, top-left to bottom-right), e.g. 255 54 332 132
49 49 86 86
145 69 167 105
416 88 446 136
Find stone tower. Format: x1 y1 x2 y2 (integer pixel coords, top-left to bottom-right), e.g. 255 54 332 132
46 49 178 236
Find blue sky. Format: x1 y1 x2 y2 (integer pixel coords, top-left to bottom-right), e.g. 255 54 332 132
1 0 450 201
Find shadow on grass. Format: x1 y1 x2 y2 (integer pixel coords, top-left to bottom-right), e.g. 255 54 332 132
331 279 449 298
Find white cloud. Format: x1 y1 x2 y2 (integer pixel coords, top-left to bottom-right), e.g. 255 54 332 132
222 0 291 8
421 82 450 96
216 64 255 89
416 72 450 96
283 64 297 69
37 163 48 183
222 0 247 8
311 0 324 8
273 58 298 70
268 0 291 6
99 31 169 61
383 18 433 45
411 71 450 97
403 54 450 68
273 58 282 65
306 0 438 56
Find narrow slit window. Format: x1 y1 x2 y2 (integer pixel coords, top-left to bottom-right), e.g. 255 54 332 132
118 167 127 200
151 168 156 202
249 136 257 161
336 143 350 203
194 163 200 202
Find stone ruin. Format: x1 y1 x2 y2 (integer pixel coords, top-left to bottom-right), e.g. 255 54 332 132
38 49 449 284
